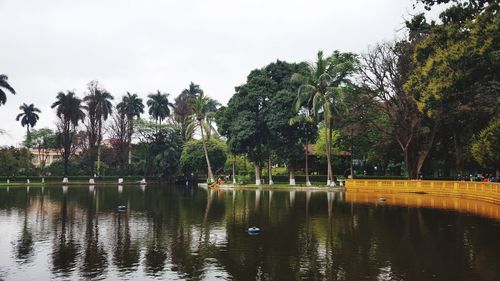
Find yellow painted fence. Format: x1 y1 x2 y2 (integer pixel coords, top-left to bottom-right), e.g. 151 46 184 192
346 179 500 204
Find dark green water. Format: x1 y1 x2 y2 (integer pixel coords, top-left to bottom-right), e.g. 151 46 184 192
0 185 499 281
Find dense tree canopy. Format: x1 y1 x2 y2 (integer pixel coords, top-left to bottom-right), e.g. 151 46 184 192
471 118 500 170
216 60 311 184
180 139 227 178
1 0 498 181
406 1 499 175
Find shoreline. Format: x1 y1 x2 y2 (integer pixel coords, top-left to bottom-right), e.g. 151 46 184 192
198 179 500 205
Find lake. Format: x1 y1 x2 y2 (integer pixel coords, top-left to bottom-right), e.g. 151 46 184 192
0 185 499 281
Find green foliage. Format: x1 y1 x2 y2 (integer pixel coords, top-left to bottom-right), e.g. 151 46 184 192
216 60 309 166
25 128 57 149
407 4 499 120
151 127 184 178
180 139 227 176
415 0 491 13
16 103 41 137
405 2 499 174
0 147 34 176
147 90 172 125
174 82 204 141
471 118 500 169
314 127 341 158
0 74 15 106
117 92 144 120
116 118 184 178
222 154 252 175
45 159 87 176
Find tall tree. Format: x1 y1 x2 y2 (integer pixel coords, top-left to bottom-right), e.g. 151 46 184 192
83 81 114 176
16 103 41 177
406 2 499 175
108 110 129 177
147 90 172 132
117 92 144 167
216 70 273 185
0 74 16 106
16 103 41 146
217 60 309 185
51 91 86 177
294 51 358 185
360 40 437 179
174 82 203 141
190 93 216 183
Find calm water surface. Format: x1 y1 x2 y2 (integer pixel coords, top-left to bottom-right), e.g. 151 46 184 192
0 185 499 281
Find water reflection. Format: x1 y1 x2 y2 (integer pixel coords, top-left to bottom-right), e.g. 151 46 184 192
81 199 107 278
0 186 499 281
52 193 79 277
16 195 34 264
113 212 140 272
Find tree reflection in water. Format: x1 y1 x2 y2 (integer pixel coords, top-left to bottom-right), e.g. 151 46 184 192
81 188 107 278
0 185 499 280
51 192 79 277
15 187 34 264
112 212 140 272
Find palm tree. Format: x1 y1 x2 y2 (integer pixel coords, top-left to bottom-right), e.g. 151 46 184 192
16 103 41 146
174 82 204 140
293 51 358 186
117 92 144 166
190 93 216 183
16 103 41 177
51 91 86 177
0 74 16 106
186 98 220 139
147 90 172 132
185 82 203 95
83 81 114 175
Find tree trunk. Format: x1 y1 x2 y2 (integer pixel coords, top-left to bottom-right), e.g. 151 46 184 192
200 121 214 183
63 154 69 177
254 163 261 185
62 122 71 178
128 119 133 166
403 146 419 179
289 167 295 185
25 126 30 177
232 155 236 184
97 146 101 176
305 141 311 186
97 119 102 176
416 126 437 177
128 143 132 165
325 120 333 185
268 155 273 185
328 121 335 186
453 130 465 177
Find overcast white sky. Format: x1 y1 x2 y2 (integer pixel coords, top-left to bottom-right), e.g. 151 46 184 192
0 0 440 146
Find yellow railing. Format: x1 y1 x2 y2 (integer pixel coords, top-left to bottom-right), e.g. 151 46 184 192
346 179 500 204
